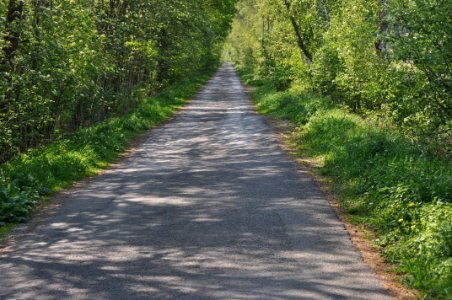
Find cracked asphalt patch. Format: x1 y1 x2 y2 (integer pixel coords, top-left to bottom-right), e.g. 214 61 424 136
0 64 390 300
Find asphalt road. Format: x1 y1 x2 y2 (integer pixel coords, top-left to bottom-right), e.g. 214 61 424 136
0 64 390 299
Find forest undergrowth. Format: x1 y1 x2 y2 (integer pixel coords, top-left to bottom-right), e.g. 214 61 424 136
226 0 451 297
241 74 451 298
0 0 237 233
0 70 213 228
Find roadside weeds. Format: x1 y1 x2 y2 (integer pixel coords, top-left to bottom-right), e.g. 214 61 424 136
243 86 418 300
0 71 214 250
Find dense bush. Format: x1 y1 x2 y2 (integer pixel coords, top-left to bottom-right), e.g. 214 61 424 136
0 0 237 163
0 72 211 224
249 82 451 297
225 0 451 152
228 3 451 294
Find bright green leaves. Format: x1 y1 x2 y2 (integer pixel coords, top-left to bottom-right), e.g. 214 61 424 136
0 0 237 223
0 0 237 164
248 82 452 296
226 0 451 149
0 174 40 223
231 1 452 295
0 71 212 224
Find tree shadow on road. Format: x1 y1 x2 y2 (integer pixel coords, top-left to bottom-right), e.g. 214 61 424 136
0 66 389 299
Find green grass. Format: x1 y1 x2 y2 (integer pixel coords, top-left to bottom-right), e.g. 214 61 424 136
0 71 213 227
247 79 452 298
0 223 15 241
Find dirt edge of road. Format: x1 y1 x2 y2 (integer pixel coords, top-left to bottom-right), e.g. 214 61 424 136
242 86 418 300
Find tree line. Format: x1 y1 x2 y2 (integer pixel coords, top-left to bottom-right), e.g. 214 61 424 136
225 0 451 153
0 0 237 163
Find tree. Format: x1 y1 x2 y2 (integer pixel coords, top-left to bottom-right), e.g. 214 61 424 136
0 0 237 163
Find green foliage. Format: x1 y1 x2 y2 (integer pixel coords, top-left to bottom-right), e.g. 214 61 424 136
386 0 451 120
0 0 237 163
225 0 451 152
227 2 451 294
249 81 452 297
0 72 211 224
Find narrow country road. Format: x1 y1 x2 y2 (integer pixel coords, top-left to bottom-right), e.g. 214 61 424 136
0 64 390 299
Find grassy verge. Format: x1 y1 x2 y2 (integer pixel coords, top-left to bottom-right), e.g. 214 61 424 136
0 70 213 228
243 76 451 298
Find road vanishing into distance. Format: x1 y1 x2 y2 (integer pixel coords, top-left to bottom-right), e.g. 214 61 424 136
0 64 390 299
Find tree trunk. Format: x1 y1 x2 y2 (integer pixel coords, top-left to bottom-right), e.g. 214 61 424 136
157 28 169 85
375 0 388 59
316 0 330 29
283 0 312 65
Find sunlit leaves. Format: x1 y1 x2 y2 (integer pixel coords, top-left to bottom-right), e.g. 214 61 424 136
0 0 237 163
227 0 450 147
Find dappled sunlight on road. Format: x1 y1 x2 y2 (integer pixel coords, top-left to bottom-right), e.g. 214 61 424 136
0 64 389 299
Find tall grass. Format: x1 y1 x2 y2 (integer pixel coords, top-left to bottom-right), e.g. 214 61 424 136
248 79 451 298
0 72 212 225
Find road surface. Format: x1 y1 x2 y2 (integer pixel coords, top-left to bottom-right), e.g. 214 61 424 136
0 64 390 299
